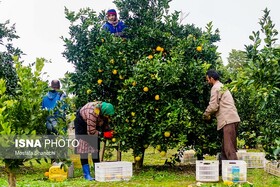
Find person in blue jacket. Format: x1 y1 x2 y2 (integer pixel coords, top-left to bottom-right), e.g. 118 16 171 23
42 80 66 135
102 9 126 37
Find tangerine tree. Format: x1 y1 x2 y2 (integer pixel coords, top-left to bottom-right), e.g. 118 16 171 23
63 0 222 168
0 58 50 187
0 20 23 94
229 9 280 160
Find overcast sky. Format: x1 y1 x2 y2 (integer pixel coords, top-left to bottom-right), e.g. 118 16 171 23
0 0 279 81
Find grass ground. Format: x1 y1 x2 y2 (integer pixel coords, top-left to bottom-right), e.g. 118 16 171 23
0 147 279 187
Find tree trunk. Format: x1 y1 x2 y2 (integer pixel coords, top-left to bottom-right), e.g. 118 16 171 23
134 148 145 169
8 172 16 187
5 164 16 187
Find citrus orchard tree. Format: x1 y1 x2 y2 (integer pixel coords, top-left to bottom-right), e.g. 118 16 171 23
0 18 52 186
0 58 50 187
0 20 23 95
226 50 260 148
229 9 280 160
63 0 222 168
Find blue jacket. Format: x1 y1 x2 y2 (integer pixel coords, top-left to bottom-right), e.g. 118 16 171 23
103 21 126 36
42 90 65 110
42 90 67 134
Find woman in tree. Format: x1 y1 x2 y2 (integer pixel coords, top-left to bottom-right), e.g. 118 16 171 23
102 9 126 37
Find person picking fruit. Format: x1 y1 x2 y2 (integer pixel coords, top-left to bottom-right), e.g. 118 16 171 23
102 9 126 37
42 80 67 135
74 101 115 181
203 69 240 173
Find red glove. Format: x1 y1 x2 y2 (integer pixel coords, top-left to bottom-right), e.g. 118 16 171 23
103 130 114 139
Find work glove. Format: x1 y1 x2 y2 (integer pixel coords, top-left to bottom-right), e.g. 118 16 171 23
103 130 114 139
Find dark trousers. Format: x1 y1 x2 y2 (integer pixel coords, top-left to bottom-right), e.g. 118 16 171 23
219 122 239 174
221 122 239 160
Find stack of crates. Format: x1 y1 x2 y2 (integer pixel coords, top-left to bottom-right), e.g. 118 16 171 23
196 160 219 182
95 161 132 182
179 150 196 165
264 161 280 177
222 160 247 183
237 152 265 168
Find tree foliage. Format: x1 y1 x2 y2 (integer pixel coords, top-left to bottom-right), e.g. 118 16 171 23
0 20 23 95
226 49 248 76
0 58 50 186
230 8 280 160
63 0 222 167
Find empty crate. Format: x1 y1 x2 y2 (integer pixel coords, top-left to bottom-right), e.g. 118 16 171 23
95 161 132 182
222 160 247 183
237 152 265 168
196 160 219 182
236 150 247 160
264 161 280 177
179 150 196 164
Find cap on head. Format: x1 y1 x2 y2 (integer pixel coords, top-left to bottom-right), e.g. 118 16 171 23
51 80 60 89
101 102 115 116
107 9 117 16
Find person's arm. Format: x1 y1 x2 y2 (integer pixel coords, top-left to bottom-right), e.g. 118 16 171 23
59 92 67 117
86 114 114 138
102 22 110 31
41 100 44 109
41 97 46 109
204 86 220 116
59 92 67 100
120 21 127 30
101 117 110 132
115 21 126 37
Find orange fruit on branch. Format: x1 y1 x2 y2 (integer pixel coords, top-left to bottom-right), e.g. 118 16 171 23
135 156 141 161
196 46 202 52
155 95 160 100
164 131 170 138
97 79 102 85
160 151 166 157
112 69 118 75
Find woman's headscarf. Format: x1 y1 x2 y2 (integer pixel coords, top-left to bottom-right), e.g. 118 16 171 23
101 102 115 116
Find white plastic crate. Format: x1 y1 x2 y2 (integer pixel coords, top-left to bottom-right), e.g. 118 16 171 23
179 150 196 165
95 161 132 182
236 150 247 160
217 150 246 160
237 152 265 168
264 161 280 177
222 160 247 183
196 160 219 182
